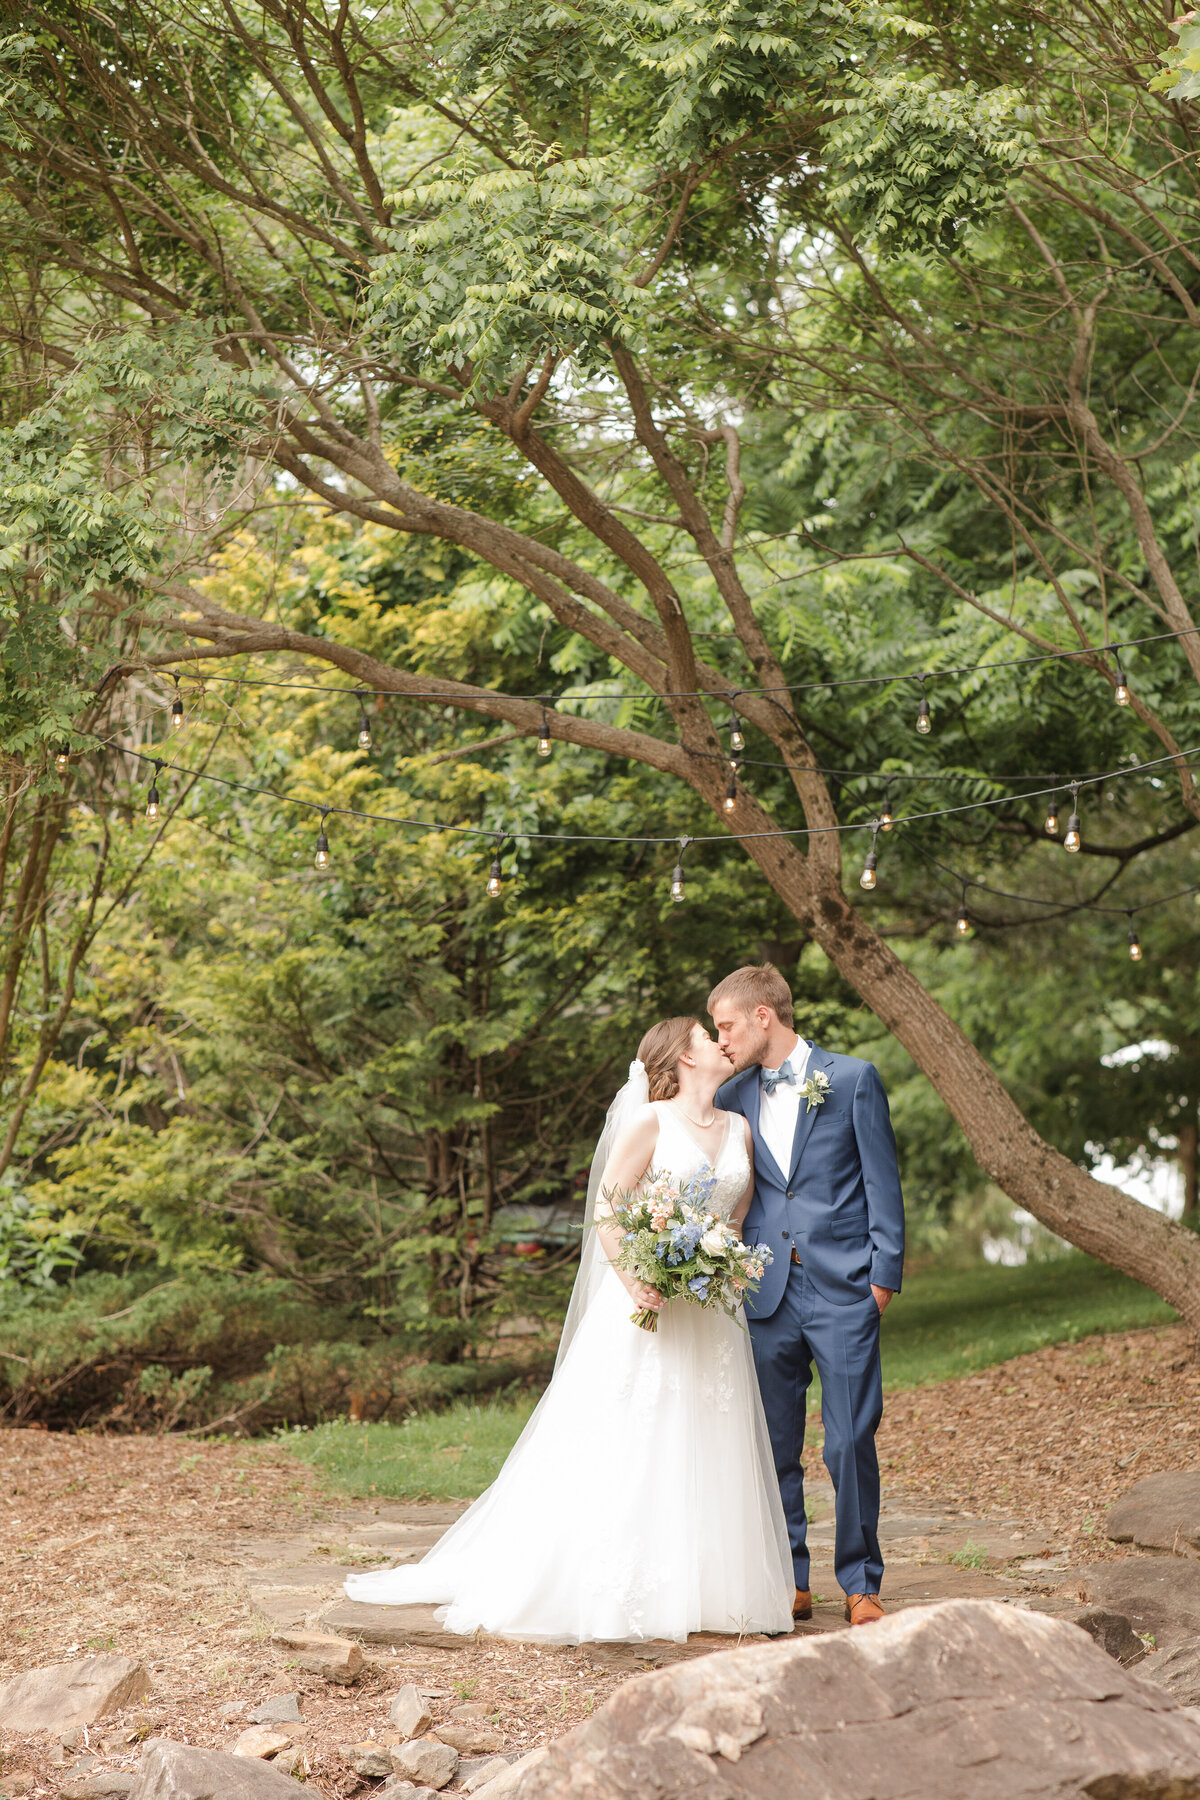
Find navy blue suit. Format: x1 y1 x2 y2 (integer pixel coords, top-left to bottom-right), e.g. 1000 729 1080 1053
717 1043 905 1597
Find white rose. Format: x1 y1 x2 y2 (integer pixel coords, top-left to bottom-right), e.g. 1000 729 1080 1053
700 1227 726 1255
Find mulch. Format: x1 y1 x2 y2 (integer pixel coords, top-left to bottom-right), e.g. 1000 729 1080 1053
1 1322 1197 1796
878 1323 1200 1555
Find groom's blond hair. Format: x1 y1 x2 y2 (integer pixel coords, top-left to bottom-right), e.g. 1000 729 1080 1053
707 963 794 1028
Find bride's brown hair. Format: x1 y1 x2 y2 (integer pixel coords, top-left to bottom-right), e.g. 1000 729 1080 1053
637 1016 700 1102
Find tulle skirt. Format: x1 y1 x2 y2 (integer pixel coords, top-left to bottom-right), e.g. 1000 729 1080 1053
343 1266 794 1643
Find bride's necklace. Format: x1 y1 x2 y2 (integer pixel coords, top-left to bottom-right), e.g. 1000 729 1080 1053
671 1097 718 1130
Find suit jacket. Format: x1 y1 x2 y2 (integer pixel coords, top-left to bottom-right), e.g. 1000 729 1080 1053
717 1043 905 1318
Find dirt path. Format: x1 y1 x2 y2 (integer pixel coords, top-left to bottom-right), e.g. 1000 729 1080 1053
1 1323 1196 1798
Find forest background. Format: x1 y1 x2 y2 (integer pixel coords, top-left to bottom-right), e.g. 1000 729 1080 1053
1 0 1200 1435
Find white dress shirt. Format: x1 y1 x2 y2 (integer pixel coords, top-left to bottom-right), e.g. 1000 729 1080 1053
758 1035 809 1178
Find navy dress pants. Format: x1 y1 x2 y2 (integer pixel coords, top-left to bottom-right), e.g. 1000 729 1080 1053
747 1260 884 1597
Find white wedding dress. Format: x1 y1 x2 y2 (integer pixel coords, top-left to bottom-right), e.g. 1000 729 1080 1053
343 1103 794 1643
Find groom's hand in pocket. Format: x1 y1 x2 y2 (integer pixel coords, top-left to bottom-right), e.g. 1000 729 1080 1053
871 1284 894 1315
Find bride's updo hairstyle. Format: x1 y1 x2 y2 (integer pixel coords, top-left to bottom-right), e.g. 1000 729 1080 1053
637 1016 700 1102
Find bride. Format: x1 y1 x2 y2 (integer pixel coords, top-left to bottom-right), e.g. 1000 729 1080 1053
342 1016 794 1643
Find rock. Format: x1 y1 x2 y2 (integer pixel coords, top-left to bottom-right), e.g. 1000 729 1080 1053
434 1722 504 1756
505 1600 1200 1800
467 1749 548 1800
448 1703 488 1722
1022 1599 1147 1666
457 1754 518 1787
390 1736 459 1789
376 1783 440 1800
268 1628 362 1684
58 1775 136 1798
462 1756 513 1793
128 1737 311 1798
1108 1471 1200 1556
0 1655 152 1733
247 1695 302 1725
388 1683 433 1737
269 1747 306 1781
340 1741 395 1779
1082 1555 1200 1650
233 1726 293 1759
1140 1637 1200 1707
1 1774 37 1797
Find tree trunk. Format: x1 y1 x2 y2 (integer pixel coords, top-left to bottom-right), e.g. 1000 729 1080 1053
743 832 1200 1335
1180 1117 1198 1234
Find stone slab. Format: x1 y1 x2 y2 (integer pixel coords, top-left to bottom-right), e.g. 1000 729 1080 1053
1081 1555 1200 1649
318 1600 473 1651
0 1656 151 1734
1107 1470 1200 1557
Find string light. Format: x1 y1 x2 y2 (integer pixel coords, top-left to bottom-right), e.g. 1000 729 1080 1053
145 760 163 821
1114 665 1131 707
880 780 894 831
55 746 70 773
486 837 504 898
314 809 331 870
538 700 552 760
723 758 740 812
1127 914 1142 961
955 885 971 936
915 675 931 736
859 825 880 891
1044 782 1059 837
670 836 690 903
1063 783 1082 854
170 675 184 731
356 691 372 751
728 695 745 753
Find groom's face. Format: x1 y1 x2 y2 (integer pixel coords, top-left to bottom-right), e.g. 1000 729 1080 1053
711 1003 771 1073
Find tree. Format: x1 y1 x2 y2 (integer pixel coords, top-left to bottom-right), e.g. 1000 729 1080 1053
1 0 1198 1327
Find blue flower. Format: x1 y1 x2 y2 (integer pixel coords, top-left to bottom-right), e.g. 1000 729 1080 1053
688 1275 710 1299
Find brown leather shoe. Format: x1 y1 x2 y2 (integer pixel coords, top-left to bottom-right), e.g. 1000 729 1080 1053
844 1593 885 1626
793 1588 813 1620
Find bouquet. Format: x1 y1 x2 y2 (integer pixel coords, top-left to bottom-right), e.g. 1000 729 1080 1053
603 1166 773 1332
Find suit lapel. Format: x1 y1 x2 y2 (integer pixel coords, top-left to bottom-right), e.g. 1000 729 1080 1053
789 1043 834 1181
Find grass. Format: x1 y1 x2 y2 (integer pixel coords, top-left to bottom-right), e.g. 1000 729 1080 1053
280 1395 541 1502
282 1252 1176 1503
877 1250 1175 1390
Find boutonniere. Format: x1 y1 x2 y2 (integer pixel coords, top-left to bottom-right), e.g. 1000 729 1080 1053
801 1070 832 1112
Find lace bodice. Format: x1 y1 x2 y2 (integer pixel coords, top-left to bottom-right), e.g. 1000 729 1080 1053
650 1103 750 1220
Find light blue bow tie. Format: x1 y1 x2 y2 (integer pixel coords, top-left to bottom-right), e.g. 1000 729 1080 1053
761 1058 796 1096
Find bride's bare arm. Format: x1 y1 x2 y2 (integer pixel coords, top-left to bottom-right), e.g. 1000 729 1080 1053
593 1108 664 1311
730 1117 756 1235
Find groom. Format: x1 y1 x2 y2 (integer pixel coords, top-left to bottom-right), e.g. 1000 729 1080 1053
712 963 904 1628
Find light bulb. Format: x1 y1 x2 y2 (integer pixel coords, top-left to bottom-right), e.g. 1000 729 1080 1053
1044 802 1059 836
145 789 160 821
916 695 931 734
880 804 894 832
859 851 878 891
487 857 503 898
170 696 184 730
538 733 552 759
955 906 970 936
358 723 372 750
55 748 70 773
723 762 738 812
1128 926 1142 962
1063 813 1081 853
670 864 685 902
1115 668 1130 706
315 824 330 870
730 720 745 753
